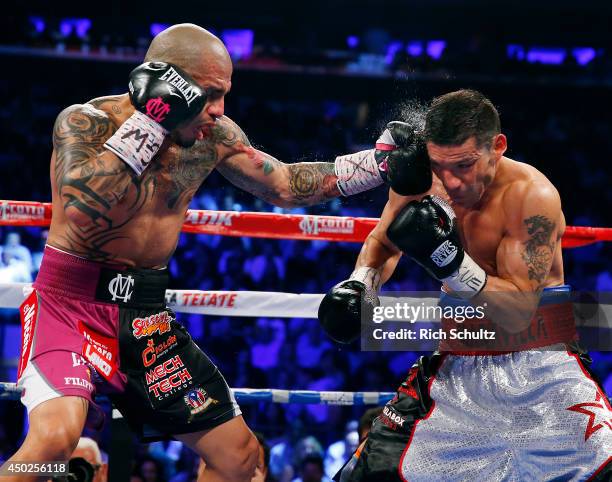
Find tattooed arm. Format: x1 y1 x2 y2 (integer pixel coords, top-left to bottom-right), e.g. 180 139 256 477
213 117 340 207
492 180 563 292
476 180 563 331
53 103 138 228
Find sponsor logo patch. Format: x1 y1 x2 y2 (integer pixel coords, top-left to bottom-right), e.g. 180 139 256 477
184 387 218 418
141 334 178 367
379 405 408 432
145 355 193 401
132 311 172 339
78 321 118 382
64 376 94 392
18 291 39 379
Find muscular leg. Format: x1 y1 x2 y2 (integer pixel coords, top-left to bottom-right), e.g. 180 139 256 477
176 416 259 482
4 396 88 482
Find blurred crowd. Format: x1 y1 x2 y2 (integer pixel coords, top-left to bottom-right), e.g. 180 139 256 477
0 40 611 481
1 14 611 83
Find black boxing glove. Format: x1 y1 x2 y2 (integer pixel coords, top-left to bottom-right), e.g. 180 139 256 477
104 62 207 175
334 121 432 196
387 195 487 298
317 267 381 344
375 121 432 196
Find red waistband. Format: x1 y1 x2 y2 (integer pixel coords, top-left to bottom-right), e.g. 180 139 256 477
439 301 577 353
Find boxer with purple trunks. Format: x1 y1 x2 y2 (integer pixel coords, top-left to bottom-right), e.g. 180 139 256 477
6 23 410 482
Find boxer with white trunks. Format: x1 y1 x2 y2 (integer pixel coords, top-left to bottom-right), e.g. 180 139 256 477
319 89 612 481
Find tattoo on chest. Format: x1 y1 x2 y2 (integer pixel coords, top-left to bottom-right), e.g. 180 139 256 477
149 142 218 209
52 103 225 262
521 215 556 283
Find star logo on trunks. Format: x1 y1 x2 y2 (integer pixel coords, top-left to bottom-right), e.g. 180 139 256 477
108 274 134 302
184 387 218 418
566 390 612 441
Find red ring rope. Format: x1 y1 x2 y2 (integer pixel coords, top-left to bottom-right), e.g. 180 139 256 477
1 200 610 248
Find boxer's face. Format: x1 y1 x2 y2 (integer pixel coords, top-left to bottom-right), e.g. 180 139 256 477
427 134 506 208
171 57 233 148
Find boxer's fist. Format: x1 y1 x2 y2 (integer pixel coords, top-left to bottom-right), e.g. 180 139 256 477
375 121 432 196
387 195 463 278
387 195 486 296
129 62 207 131
318 280 379 344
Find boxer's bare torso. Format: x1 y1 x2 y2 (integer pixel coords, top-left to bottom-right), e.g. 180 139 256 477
371 155 565 291
450 157 565 288
48 94 237 267
48 94 337 268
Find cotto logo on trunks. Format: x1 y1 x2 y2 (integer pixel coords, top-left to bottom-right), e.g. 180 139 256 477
0 202 45 221
430 240 458 267
132 311 172 339
185 211 237 226
141 334 178 367
299 216 354 236
108 274 134 302
145 355 193 399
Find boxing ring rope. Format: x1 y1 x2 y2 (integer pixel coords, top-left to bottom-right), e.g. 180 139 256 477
2 200 612 247
0 382 394 405
1 199 611 407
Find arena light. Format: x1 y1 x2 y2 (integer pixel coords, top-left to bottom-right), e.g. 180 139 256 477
346 35 359 48
406 41 423 57
28 16 45 34
150 23 170 37
59 18 92 39
385 41 403 64
426 40 446 59
526 47 566 65
572 47 596 66
221 29 254 60
507 44 525 61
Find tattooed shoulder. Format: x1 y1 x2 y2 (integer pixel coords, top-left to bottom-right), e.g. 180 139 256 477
87 95 124 115
53 104 115 156
521 214 556 283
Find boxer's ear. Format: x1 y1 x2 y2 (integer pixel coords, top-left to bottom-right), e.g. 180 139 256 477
491 134 507 160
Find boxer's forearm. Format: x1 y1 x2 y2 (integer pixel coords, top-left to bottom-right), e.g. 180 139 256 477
217 147 341 207
278 161 340 207
356 234 401 285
